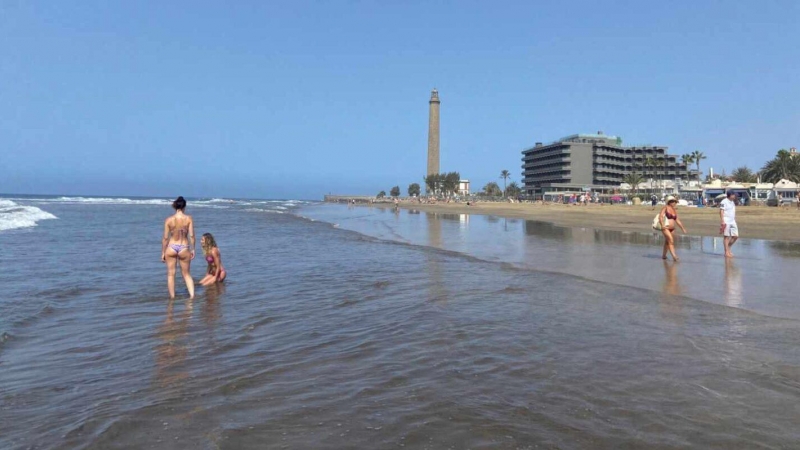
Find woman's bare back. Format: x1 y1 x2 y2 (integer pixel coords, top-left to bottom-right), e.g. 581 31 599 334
165 214 193 244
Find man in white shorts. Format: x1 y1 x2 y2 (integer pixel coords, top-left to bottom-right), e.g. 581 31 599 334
719 191 739 258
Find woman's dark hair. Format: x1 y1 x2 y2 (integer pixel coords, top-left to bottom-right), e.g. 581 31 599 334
172 196 187 210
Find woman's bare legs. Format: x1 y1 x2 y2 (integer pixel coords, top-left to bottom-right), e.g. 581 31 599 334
178 251 195 299
661 228 678 261
165 252 178 299
200 269 226 286
199 274 215 286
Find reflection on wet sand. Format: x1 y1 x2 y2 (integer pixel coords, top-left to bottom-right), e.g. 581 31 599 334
724 259 743 308
660 260 685 322
768 240 800 257
425 213 447 304
202 284 224 348
154 300 193 388
203 284 224 327
525 220 697 249
310 205 800 319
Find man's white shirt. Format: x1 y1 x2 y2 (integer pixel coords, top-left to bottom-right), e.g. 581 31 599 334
720 198 736 223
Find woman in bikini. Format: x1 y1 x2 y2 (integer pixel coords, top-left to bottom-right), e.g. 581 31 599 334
161 196 195 299
660 196 687 261
199 233 226 286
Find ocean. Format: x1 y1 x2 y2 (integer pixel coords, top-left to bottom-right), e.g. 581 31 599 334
1 196 799 449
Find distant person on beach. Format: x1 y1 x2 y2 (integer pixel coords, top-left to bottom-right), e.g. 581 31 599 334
161 196 195 299
660 196 687 261
199 233 226 285
651 194 658 210
720 191 739 258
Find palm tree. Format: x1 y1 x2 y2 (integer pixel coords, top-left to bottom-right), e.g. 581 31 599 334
644 156 656 188
681 154 694 182
500 170 511 198
691 150 706 180
761 149 800 183
505 181 521 198
623 172 644 195
656 157 667 192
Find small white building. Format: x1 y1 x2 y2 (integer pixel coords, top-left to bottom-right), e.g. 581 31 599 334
769 179 799 205
752 182 774 203
457 180 470 196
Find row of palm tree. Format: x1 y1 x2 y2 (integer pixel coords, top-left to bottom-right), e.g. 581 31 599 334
623 149 800 187
622 150 707 185
702 150 800 184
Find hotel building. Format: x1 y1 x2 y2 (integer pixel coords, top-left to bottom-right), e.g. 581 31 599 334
521 132 698 196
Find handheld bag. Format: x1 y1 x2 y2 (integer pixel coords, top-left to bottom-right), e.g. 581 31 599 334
652 213 663 230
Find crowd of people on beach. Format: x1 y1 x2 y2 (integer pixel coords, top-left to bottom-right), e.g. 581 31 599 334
161 196 226 299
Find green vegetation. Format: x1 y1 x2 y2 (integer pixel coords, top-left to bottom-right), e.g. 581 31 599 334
730 166 757 183
500 170 511 197
681 153 695 180
482 181 502 197
423 172 461 197
644 157 656 181
390 186 401 197
760 149 800 183
623 172 644 194
505 181 521 198
691 150 706 179
407 183 420 197
377 191 386 198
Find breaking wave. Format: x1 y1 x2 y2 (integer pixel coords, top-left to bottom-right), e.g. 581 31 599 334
0 200 58 232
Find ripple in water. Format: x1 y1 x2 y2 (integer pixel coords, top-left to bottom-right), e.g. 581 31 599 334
0 200 799 449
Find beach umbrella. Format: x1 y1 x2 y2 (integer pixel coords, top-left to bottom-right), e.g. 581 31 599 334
715 193 726 200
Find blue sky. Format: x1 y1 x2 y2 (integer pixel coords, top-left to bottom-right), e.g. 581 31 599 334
1 1 798 199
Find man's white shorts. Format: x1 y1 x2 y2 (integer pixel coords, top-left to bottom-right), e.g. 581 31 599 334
724 222 739 237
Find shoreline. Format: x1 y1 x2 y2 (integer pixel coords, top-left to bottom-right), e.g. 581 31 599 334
362 201 800 242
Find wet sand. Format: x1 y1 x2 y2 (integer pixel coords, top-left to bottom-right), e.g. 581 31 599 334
308 204 800 320
392 201 800 242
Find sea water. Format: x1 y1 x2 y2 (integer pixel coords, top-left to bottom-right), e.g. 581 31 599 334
1 198 799 449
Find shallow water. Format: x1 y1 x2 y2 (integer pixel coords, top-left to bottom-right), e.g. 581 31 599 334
1 198 799 449
304 205 800 320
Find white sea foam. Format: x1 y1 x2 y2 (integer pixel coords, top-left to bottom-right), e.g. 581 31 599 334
51 197 171 205
244 208 285 214
28 196 234 208
0 200 58 232
1 196 310 210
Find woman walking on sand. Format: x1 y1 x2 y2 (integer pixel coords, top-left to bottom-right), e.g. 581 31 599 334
161 196 195 299
199 233 227 286
660 196 687 261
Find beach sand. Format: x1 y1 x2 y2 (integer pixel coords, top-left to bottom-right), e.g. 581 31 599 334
393 201 800 242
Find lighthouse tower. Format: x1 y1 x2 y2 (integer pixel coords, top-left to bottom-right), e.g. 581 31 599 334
426 89 440 183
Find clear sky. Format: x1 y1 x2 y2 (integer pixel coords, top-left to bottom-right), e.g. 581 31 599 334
1 1 798 199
